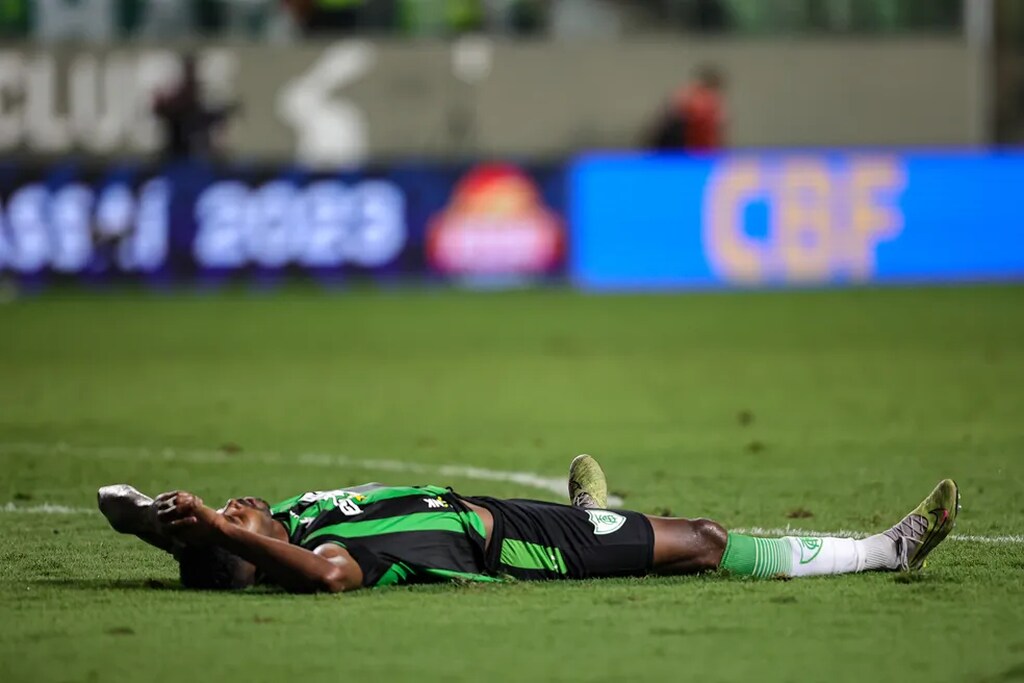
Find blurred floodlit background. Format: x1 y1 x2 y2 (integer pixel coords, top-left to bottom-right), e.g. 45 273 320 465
0 0 1022 288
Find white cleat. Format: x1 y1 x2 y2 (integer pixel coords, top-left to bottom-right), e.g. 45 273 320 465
97 484 154 533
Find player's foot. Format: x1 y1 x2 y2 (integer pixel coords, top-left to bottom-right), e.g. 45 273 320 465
98 484 154 534
98 484 175 552
883 479 960 571
568 454 608 509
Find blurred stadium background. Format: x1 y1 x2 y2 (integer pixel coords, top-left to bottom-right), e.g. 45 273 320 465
2 2 1024 683
0 0 1023 287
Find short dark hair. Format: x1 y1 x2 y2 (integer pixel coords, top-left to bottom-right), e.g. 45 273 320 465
176 546 251 591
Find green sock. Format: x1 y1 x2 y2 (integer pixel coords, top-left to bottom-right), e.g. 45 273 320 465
719 533 793 578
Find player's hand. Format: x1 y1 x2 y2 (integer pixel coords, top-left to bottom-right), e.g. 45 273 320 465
154 491 225 546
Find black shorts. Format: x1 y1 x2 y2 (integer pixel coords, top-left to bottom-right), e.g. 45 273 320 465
463 497 654 580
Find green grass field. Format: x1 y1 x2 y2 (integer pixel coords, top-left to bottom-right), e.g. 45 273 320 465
1 286 1023 683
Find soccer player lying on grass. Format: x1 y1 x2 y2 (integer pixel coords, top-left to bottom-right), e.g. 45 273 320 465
98 455 960 593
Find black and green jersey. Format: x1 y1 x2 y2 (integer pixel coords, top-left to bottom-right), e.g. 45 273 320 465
270 484 499 588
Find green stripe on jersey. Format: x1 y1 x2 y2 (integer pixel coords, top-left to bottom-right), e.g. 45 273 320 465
270 485 464 538
499 539 567 574
457 509 486 539
304 511 468 544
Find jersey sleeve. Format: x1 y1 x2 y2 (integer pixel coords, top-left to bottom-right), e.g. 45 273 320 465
300 533 391 588
269 493 307 517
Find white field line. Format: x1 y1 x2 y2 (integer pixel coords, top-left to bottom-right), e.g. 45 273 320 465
2 502 90 514
1 442 1021 545
0 440 622 506
731 527 1024 545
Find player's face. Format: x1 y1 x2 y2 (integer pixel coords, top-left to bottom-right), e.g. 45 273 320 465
218 497 277 537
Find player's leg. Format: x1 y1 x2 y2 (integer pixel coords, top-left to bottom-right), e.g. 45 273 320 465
646 515 871 577
646 515 728 573
650 479 960 578
97 484 178 553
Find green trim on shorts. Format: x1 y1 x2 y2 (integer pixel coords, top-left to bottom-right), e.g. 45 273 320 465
499 538 568 574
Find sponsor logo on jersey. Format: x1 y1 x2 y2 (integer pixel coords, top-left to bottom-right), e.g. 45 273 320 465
587 510 626 535
423 496 449 509
299 490 364 516
335 498 363 516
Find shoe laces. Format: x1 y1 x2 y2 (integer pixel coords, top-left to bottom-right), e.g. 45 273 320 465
884 513 928 569
572 491 599 509
885 513 929 541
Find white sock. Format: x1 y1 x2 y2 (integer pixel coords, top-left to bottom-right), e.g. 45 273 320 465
781 536 861 577
857 533 900 571
781 535 898 576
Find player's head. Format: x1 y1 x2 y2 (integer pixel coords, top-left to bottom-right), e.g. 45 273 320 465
176 497 276 590
218 496 278 537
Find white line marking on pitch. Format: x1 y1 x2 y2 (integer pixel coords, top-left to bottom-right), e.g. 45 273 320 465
730 527 1024 545
0 441 624 507
2 442 1021 544
1 502 89 514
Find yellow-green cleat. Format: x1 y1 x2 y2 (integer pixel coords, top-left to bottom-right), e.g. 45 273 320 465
883 479 961 571
568 454 609 509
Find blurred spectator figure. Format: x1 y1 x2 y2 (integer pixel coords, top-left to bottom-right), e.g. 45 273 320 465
152 55 240 161
646 64 726 151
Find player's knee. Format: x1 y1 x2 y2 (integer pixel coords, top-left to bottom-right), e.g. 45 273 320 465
690 518 728 570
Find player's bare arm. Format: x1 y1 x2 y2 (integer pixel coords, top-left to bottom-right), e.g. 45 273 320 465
154 491 363 593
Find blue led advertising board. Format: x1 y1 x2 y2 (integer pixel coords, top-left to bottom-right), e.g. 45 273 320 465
0 161 566 287
570 152 1024 290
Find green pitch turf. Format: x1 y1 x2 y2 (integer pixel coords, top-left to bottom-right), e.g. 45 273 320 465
1 285 1023 683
